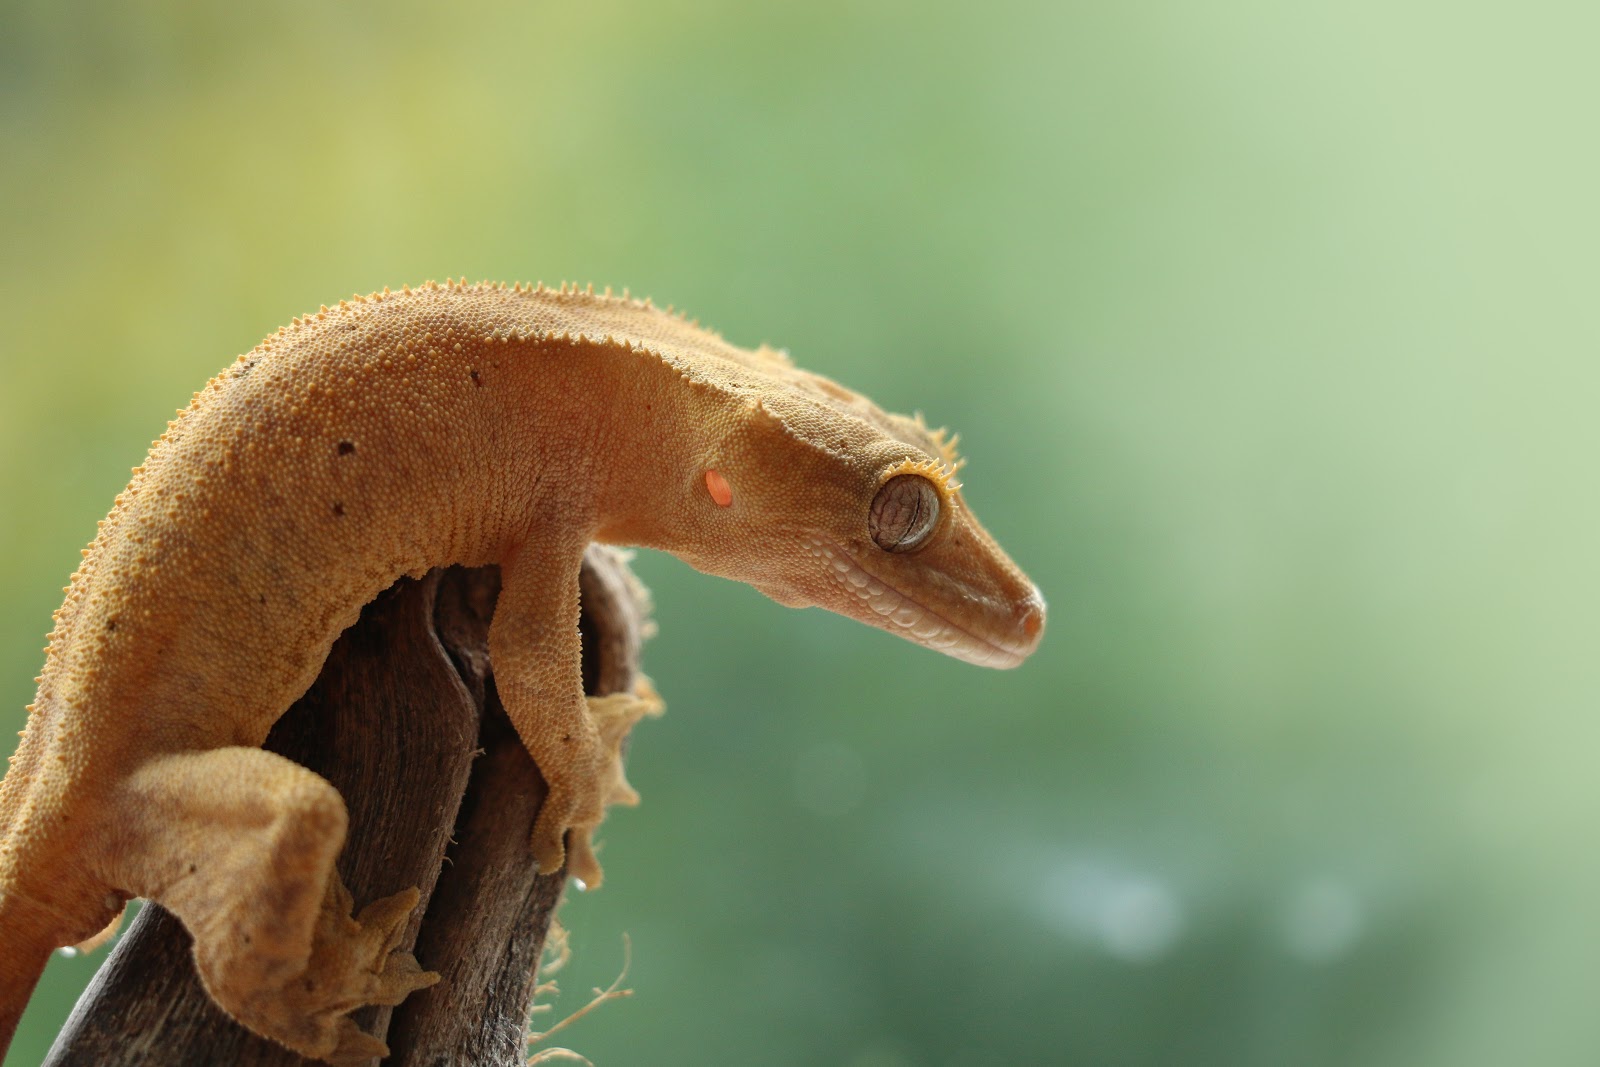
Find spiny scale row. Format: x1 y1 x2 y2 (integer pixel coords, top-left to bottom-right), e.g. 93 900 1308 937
883 455 966 496
271 279 707 331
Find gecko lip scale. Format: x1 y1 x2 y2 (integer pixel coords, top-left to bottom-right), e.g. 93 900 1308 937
808 538 1035 668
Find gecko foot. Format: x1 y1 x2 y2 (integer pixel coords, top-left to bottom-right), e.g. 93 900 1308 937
226 880 439 1064
529 681 664 890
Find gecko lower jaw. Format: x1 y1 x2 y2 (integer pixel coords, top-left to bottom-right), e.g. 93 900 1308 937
806 538 1034 668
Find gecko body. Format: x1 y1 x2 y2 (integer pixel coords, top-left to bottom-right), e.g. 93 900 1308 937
0 281 1043 1063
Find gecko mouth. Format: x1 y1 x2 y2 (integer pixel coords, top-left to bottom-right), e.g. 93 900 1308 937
805 538 1031 668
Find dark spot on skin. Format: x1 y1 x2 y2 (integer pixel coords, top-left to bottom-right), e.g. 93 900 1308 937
304 979 315 992
469 369 482 386
258 594 267 605
189 864 197 874
561 734 572 743
106 620 116 632
337 441 355 456
233 355 260 379
332 502 345 517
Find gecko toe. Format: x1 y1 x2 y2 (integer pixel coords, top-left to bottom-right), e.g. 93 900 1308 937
565 829 604 889
353 886 421 961
369 950 440 1005
322 1019 391 1067
531 819 569 875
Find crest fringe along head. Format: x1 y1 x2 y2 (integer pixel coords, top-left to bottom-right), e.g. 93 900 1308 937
912 412 964 470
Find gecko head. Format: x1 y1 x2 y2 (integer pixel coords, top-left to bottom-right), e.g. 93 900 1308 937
672 375 1046 669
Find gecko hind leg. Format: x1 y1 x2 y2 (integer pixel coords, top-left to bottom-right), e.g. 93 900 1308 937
96 747 439 1065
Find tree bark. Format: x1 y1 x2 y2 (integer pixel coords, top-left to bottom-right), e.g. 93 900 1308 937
42 548 653 1067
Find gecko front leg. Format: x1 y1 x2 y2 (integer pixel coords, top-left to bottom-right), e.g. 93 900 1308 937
490 533 615 888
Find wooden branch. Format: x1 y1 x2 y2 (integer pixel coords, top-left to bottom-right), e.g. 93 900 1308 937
42 548 653 1066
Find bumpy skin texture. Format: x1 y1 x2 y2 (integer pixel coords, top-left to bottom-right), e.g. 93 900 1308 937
0 281 1044 1063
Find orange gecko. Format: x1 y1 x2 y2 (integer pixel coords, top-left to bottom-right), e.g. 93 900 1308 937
0 281 1044 1063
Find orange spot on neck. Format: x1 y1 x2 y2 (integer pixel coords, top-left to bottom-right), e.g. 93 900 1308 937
705 469 733 507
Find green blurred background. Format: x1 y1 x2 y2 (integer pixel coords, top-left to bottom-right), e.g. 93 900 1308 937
3 1 1596 1064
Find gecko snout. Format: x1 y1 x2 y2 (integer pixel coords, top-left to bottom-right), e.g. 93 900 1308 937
1007 584 1047 662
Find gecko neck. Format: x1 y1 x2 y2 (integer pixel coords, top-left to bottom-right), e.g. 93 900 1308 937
588 352 743 555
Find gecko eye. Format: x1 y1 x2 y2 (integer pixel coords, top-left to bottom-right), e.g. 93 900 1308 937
869 475 940 552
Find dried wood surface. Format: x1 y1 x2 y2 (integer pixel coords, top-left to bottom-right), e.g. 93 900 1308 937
43 549 651 1066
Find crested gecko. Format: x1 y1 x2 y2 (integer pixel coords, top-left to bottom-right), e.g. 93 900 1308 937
0 281 1045 1064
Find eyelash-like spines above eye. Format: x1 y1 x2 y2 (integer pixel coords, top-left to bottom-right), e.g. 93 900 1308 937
879 456 964 497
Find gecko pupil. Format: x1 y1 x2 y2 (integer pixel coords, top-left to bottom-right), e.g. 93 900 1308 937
869 475 940 552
